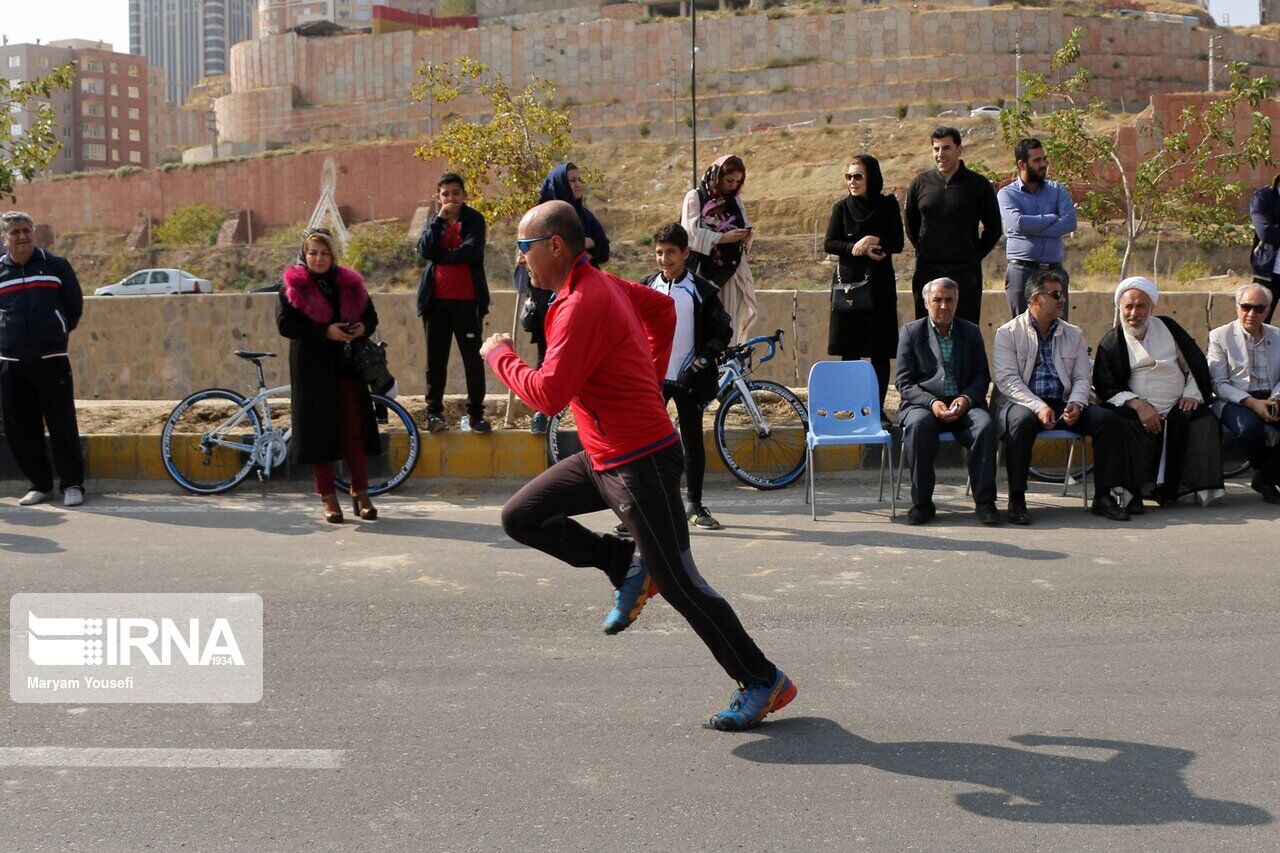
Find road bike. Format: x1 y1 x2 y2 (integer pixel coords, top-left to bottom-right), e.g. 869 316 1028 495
547 330 809 489
161 350 420 495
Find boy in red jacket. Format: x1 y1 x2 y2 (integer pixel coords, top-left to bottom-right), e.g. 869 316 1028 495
482 201 794 731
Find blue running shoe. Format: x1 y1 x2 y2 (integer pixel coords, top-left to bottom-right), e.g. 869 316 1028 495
602 557 655 635
707 670 797 731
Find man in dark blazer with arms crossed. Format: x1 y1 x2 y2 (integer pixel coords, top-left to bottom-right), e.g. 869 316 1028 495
896 276 1000 525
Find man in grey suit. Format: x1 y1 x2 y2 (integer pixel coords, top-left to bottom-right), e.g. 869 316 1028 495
1207 283 1280 503
895 277 1000 525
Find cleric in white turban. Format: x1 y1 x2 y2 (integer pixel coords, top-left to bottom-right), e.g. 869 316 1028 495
1092 276 1225 509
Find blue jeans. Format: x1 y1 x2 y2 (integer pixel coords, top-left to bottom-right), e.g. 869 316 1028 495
1219 395 1280 486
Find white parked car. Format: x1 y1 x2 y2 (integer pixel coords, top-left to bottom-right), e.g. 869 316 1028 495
969 105 1002 117
94 269 214 296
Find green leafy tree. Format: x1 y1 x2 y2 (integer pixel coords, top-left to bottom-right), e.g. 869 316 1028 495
1001 29 1275 278
411 57 575 223
2 64 76 199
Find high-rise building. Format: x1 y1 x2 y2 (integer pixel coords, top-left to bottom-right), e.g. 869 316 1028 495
1262 0 1280 24
0 40 159 175
130 0 257 105
259 0 435 36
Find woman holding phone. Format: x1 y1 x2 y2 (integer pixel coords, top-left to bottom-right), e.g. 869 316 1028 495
824 153 904 422
277 227 383 523
682 154 757 341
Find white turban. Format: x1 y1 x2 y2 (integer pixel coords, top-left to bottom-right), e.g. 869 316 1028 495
1114 276 1159 307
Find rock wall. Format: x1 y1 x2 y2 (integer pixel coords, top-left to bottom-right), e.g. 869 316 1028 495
68 289 1238 400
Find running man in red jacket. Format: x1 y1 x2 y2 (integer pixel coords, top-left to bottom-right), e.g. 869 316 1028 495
482 201 795 731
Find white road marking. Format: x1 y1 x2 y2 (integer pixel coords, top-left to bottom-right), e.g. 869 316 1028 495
0 747 346 769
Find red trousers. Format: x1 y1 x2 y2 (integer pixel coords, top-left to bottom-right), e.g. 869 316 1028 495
312 377 370 495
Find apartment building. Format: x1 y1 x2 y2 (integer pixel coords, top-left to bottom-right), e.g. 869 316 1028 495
258 0 436 35
130 0 257 105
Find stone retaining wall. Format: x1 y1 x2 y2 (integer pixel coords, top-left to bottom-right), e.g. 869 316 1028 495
69 289 1238 401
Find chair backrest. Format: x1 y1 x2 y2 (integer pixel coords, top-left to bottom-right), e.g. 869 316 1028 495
807 360 884 437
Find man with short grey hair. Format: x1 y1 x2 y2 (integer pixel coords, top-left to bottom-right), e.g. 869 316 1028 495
1207 282 1280 503
896 276 999 524
0 211 86 507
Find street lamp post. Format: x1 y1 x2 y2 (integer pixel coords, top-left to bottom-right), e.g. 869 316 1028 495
691 2 698 188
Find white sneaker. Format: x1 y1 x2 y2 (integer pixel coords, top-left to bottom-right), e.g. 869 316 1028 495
19 489 49 506
63 486 84 507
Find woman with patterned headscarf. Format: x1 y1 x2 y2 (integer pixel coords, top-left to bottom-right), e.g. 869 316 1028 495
681 155 756 341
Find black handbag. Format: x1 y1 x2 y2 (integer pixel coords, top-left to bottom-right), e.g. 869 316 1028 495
348 337 396 396
831 262 873 313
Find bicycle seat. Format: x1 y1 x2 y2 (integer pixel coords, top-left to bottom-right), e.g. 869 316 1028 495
234 350 277 361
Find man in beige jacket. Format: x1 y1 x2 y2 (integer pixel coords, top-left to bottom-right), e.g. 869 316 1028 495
993 270 1130 523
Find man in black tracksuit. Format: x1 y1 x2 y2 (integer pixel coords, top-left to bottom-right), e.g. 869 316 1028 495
416 173 492 433
904 126 1002 324
643 223 733 530
0 211 86 506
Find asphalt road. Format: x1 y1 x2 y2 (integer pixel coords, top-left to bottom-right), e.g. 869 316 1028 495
1 478 1277 852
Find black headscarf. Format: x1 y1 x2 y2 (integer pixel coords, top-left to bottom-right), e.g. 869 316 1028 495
845 153 885 223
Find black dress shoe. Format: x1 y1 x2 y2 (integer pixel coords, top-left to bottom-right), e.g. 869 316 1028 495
907 503 936 525
1007 501 1031 525
975 502 1001 525
1125 496 1146 515
1091 494 1131 521
1251 474 1280 505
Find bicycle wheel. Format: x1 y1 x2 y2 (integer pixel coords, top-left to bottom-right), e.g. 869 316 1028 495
161 389 262 494
713 380 808 489
335 394 420 496
546 407 584 466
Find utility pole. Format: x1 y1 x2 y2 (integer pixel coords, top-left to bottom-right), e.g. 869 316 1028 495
1208 32 1215 92
691 0 698 188
1014 29 1022 103
670 56 678 134
208 104 218 159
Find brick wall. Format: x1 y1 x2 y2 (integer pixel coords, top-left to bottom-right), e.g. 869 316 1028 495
11 142 444 236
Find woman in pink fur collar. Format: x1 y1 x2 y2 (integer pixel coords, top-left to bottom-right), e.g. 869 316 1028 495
276 227 382 523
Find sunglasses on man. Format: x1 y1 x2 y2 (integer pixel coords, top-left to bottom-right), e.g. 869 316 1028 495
1239 302 1269 314
516 235 553 253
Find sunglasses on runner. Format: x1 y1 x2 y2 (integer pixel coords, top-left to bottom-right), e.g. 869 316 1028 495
516 235 553 253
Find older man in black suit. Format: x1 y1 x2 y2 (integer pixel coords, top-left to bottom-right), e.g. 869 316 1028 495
896 277 999 525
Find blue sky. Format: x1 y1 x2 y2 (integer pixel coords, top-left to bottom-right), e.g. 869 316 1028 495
0 0 1265 59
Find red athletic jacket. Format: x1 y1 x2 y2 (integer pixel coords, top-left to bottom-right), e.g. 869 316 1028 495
487 255 678 470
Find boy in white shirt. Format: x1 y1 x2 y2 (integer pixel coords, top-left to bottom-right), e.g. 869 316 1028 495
643 223 734 529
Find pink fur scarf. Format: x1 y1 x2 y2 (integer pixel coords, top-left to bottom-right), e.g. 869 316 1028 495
282 264 369 324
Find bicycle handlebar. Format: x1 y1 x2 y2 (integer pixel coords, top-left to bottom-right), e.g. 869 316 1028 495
725 329 785 366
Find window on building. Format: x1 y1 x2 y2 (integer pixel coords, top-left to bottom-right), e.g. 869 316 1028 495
129 150 142 164
84 125 105 139
9 123 22 136
110 62 118 74
84 60 103 73
82 143 106 161
81 102 104 117
129 107 141 120
7 57 20 69
81 78 105 95
128 129 140 142
128 65 139 77
110 105 119 118
40 57 50 69
111 148 119 161
110 128 119 140
110 84 119 96
128 86 139 99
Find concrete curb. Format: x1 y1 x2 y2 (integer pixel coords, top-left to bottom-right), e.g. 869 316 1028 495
1 430 1080 483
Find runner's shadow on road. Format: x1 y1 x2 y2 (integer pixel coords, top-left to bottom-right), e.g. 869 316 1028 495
734 717 1272 827
710 525 1067 561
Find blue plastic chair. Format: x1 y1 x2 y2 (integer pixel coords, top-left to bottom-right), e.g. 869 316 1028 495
896 429 965 501
805 360 896 519
1034 429 1090 507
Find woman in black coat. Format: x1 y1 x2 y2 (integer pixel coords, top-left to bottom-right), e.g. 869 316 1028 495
824 153 904 421
277 228 382 523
